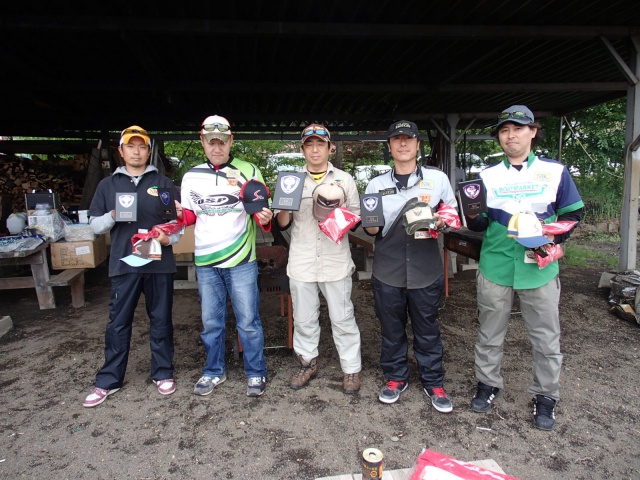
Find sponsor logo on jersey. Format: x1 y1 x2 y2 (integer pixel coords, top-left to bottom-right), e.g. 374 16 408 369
190 191 240 216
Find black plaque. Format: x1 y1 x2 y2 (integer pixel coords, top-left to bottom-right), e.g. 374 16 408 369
272 171 305 211
158 187 177 220
457 179 487 216
359 193 384 228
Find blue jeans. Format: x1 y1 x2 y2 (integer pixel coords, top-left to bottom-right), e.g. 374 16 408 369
196 261 267 378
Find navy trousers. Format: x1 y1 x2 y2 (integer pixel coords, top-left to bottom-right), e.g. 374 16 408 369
371 275 445 388
95 273 175 390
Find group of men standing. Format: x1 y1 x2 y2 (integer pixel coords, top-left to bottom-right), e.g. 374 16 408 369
82 104 583 432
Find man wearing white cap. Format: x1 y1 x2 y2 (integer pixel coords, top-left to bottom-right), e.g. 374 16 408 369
180 115 273 398
465 105 584 430
83 126 183 407
275 124 362 394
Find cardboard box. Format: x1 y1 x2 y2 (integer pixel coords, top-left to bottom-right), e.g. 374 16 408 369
172 225 195 254
50 235 108 269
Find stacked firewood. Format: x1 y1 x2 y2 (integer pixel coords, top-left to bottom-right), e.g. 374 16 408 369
0 154 88 212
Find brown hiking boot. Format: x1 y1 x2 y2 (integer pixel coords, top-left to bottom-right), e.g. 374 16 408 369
343 372 361 394
289 357 318 390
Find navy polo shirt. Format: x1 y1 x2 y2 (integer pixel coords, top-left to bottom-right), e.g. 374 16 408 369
89 169 178 277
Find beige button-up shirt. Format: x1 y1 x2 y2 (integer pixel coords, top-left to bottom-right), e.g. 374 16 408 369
280 163 361 283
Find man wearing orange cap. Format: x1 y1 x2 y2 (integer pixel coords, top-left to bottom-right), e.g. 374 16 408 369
83 126 183 408
275 124 362 394
180 115 273 398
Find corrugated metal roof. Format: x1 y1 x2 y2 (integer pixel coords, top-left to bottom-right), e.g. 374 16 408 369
1 0 639 137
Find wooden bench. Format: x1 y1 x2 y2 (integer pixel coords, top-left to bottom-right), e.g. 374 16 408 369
0 242 57 309
46 268 87 308
174 254 198 289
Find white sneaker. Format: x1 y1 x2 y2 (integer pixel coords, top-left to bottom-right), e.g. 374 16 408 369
153 379 176 395
83 387 120 408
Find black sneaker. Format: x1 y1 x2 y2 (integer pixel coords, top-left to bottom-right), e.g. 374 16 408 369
424 387 453 413
471 382 501 413
532 395 556 430
378 380 408 404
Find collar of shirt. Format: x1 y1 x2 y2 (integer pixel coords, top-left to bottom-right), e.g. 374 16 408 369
391 164 423 191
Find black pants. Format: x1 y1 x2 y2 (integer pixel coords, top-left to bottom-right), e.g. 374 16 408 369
371 275 445 388
95 273 175 390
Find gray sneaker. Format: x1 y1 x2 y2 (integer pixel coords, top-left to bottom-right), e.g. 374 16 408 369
424 386 453 413
378 380 408 404
247 376 266 397
193 374 226 396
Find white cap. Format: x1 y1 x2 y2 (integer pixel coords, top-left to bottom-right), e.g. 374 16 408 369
201 115 232 143
507 211 552 248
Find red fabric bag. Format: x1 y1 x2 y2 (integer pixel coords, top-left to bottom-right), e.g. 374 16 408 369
318 207 360 244
130 221 184 248
409 449 520 480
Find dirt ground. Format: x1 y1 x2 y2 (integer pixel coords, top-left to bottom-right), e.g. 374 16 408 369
1 231 639 480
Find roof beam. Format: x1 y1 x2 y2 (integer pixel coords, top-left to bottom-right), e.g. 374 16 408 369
7 82 627 93
2 16 638 39
600 36 639 85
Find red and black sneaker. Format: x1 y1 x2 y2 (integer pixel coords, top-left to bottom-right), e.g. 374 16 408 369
378 380 408 404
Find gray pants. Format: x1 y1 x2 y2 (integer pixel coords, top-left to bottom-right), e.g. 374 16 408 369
290 277 362 374
475 271 562 400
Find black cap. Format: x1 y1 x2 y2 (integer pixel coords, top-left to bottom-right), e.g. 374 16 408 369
387 120 419 139
240 179 270 214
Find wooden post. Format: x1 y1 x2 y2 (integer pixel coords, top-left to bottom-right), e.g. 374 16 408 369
80 148 106 209
30 247 55 309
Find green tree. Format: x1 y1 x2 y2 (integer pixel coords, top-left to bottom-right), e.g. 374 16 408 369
539 99 626 222
343 140 386 172
164 138 295 188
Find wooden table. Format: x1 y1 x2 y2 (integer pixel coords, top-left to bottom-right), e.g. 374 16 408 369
0 241 87 309
442 227 484 297
0 242 56 309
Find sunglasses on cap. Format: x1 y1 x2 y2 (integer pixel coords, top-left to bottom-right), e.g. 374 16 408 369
497 111 532 121
121 127 149 136
202 123 231 133
302 127 330 139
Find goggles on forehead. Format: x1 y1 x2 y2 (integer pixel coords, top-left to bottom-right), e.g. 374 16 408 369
302 127 330 139
121 127 148 136
202 123 231 133
498 111 532 122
